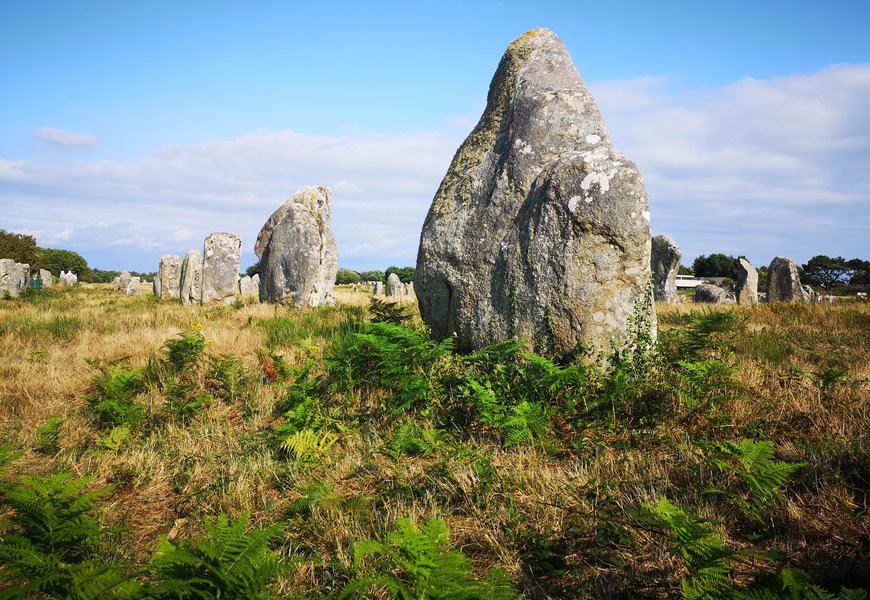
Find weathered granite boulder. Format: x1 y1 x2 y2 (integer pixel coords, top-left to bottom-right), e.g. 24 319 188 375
39 269 53 287
126 277 142 296
802 284 821 302
59 270 77 287
238 275 259 298
158 254 182 300
255 187 338 307
386 273 401 297
651 234 681 303
415 28 654 356
0 259 22 297
735 258 758 306
766 257 808 303
374 281 383 296
694 283 733 304
118 271 132 292
201 233 241 304
180 249 203 305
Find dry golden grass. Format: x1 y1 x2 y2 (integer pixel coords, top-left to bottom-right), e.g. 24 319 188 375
0 285 867 597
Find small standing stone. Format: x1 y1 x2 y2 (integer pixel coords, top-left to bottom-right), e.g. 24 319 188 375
766 257 808 303
39 269 53 287
201 233 242 304
735 258 758 306
238 275 259 298
651 235 681 303
126 277 142 296
180 249 203 305
59 270 78 287
386 273 401 297
158 254 182 300
694 283 733 304
374 281 384 296
118 271 132 292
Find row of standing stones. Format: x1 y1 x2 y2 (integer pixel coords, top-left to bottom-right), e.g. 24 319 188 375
27 29 818 361
650 235 819 305
0 259 76 298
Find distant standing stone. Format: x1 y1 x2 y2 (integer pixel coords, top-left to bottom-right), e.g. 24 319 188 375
201 233 242 304
39 269 53 287
651 235 681 303
386 273 401 297
0 259 22 297
694 283 732 304
735 258 758 306
158 254 182 300
374 281 384 296
415 28 654 356
59 270 77 287
255 187 338 307
766 257 808 303
118 271 132 292
180 249 203 305
238 275 259 298
126 277 142 296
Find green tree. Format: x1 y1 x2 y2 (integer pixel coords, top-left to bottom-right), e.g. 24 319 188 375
678 264 693 275
692 254 740 279
801 255 852 290
848 258 870 285
0 229 40 264
335 268 361 284
384 266 415 283
36 248 94 282
245 261 261 277
359 270 385 282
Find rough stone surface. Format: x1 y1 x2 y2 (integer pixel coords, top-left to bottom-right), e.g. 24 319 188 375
767 257 808 303
374 281 383 296
415 28 654 356
158 254 182 300
118 271 132 292
255 187 338 307
39 269 53 287
201 233 242 304
735 258 758 306
651 235 681 303
694 283 732 304
238 275 259 298
126 277 142 296
386 273 402 297
180 249 203 305
0 259 22 297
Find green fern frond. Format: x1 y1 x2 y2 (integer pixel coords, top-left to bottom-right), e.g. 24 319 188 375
279 428 338 462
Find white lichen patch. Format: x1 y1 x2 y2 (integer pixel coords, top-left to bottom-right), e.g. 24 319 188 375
512 137 533 155
642 210 650 221
585 134 601 145
568 195 582 212
581 172 611 195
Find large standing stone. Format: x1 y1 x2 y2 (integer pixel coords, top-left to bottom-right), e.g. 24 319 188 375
201 233 242 304
255 187 338 307
694 283 732 304
386 273 401 297
766 257 808 303
158 254 182 300
126 277 142 296
651 235 681 303
39 269 53 287
180 249 203 305
735 258 758 306
416 29 654 356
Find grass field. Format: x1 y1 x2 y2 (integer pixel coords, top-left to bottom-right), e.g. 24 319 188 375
0 285 867 598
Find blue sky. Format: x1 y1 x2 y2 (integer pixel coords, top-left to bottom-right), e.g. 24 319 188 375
2 0 869 273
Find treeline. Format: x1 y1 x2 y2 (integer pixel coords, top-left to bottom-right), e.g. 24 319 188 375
689 252 869 291
335 266 416 285
0 229 94 282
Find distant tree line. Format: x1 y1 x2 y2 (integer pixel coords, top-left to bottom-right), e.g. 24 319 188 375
0 229 95 282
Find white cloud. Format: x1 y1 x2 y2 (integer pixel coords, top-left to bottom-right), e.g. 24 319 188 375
591 64 870 265
33 126 99 149
2 64 869 273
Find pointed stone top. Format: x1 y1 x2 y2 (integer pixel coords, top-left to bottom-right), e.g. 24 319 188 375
255 186 332 259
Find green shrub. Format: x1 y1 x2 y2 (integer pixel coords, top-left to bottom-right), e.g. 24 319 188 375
207 353 257 404
149 512 287 599
84 361 147 431
340 517 516 599
34 416 64 454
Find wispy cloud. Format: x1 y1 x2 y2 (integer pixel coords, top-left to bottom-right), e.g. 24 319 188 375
2 64 868 273
33 126 100 149
591 64 870 265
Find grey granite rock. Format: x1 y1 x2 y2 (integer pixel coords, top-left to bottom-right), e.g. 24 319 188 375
651 235 681 303
767 257 808 303
735 258 758 306
694 283 731 304
180 249 203 305
158 254 182 300
255 187 338 307
415 28 654 357
201 233 241 304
